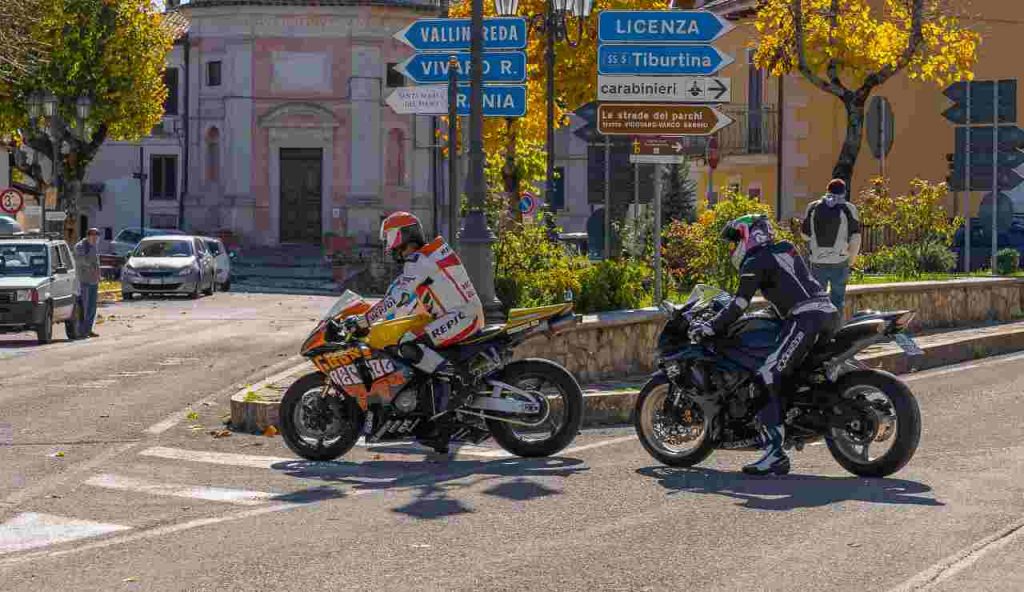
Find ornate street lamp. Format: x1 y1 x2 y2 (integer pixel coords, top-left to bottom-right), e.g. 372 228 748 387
21 91 94 235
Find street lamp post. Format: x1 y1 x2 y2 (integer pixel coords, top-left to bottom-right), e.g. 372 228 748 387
496 0 593 219
461 0 505 323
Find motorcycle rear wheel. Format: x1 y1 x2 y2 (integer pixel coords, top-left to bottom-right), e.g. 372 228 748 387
635 377 715 468
485 359 583 458
825 370 921 478
280 371 363 461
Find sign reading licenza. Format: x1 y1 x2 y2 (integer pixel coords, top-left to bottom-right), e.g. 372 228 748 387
599 10 734 44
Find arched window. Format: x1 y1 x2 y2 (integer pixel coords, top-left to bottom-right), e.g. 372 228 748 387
386 129 405 186
205 127 220 184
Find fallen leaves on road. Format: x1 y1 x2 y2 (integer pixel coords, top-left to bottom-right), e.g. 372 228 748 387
262 425 278 437
49 451 64 458
185 410 199 421
210 430 232 439
123 577 137 583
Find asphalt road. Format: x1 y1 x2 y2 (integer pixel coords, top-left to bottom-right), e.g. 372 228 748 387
1 293 1024 591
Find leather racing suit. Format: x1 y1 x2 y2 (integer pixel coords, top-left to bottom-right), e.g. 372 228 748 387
364 236 485 376
709 240 840 429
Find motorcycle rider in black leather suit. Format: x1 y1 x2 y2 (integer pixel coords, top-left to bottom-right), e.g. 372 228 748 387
689 214 840 475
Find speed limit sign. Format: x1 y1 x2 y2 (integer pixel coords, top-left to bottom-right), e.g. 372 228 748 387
0 188 24 215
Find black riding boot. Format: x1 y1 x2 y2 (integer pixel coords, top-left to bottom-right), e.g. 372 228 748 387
742 387 790 476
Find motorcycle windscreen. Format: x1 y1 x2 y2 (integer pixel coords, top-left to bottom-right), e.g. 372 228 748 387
716 316 783 373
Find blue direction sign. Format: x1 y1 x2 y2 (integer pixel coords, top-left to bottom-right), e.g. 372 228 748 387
598 44 733 76
394 17 527 52
396 51 527 85
455 85 527 118
598 10 734 44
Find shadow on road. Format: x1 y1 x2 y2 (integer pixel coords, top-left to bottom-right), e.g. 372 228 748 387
636 466 945 511
270 456 588 519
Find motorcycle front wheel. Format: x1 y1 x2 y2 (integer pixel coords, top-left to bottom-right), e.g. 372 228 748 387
280 371 364 461
635 376 715 467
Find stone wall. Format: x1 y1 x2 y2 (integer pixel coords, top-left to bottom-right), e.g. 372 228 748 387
843 277 1024 330
512 277 1024 382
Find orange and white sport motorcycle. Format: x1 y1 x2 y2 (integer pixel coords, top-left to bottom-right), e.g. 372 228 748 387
279 290 584 460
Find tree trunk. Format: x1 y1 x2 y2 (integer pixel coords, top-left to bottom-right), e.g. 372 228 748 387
832 95 868 189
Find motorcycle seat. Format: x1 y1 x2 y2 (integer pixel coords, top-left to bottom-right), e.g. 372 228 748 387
461 324 506 345
808 318 887 366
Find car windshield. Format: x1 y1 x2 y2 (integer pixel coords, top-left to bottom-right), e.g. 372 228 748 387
115 229 143 244
0 244 48 277
135 240 193 258
204 240 222 256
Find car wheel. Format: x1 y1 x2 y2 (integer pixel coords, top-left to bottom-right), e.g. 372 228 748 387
220 280 231 292
36 303 53 344
65 300 82 340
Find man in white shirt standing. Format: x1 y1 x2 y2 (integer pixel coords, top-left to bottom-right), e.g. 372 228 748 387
801 179 862 315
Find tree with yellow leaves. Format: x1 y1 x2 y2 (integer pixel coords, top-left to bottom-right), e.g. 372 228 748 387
448 0 667 193
0 0 175 227
754 0 978 184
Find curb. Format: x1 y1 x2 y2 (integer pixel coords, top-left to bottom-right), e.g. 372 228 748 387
228 322 1024 434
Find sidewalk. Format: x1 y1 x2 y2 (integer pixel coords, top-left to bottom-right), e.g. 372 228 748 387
228 320 1024 433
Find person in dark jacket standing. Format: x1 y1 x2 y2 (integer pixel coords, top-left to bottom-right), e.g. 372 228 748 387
689 215 840 475
801 179 862 314
74 228 101 338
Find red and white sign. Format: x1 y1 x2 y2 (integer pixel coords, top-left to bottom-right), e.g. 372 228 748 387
0 188 24 215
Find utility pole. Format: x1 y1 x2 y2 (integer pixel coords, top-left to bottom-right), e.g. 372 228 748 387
447 55 459 247
132 146 147 230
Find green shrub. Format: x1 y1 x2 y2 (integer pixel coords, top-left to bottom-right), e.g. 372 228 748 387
861 245 920 278
861 240 957 278
916 240 956 273
663 190 790 293
493 215 583 311
575 259 651 314
997 248 1020 275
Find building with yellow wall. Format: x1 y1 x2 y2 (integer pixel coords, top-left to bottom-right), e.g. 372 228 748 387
700 0 1023 222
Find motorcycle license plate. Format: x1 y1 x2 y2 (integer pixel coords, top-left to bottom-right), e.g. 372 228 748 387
894 333 924 356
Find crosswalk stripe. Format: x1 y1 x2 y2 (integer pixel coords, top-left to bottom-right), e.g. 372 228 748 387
84 474 282 506
138 446 293 469
0 513 130 555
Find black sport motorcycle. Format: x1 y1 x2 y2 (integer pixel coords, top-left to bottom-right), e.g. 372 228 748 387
634 285 923 477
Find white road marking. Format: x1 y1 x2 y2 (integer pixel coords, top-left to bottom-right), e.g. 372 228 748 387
904 351 1024 383
562 435 636 455
886 515 1024 591
139 446 293 469
0 513 130 555
84 474 283 506
143 356 305 435
0 443 138 509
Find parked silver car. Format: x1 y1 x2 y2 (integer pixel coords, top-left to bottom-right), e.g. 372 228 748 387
121 236 216 300
200 236 233 291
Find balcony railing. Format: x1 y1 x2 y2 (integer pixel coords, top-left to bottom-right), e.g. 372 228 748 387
671 106 779 158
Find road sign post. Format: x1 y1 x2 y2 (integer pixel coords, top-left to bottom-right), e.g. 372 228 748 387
653 163 664 304
992 84 999 274
448 55 459 247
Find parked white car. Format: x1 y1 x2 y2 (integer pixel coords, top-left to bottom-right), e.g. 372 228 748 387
121 236 216 300
200 236 233 291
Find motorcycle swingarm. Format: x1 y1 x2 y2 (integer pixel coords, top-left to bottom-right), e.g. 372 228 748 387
464 379 542 415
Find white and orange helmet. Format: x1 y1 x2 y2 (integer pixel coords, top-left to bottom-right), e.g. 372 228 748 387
380 211 426 262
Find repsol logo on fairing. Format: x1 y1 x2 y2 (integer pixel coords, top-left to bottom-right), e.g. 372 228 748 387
330 358 396 386
430 311 467 340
